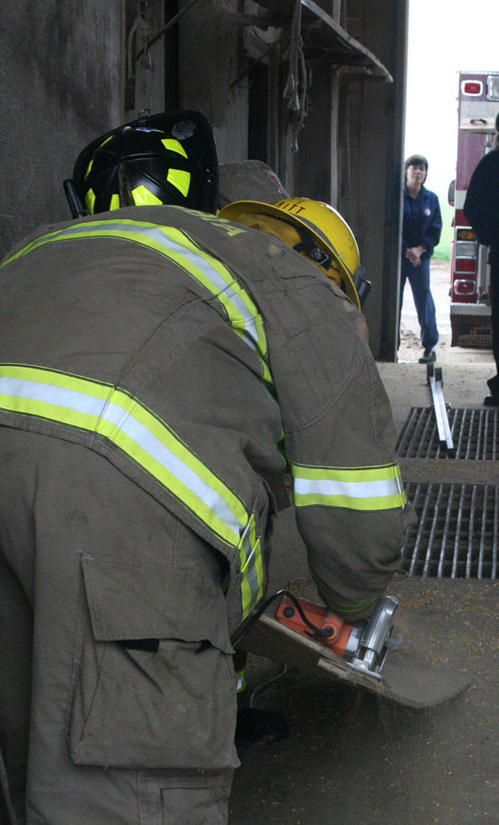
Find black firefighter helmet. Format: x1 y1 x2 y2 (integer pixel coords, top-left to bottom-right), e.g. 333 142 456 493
67 110 218 217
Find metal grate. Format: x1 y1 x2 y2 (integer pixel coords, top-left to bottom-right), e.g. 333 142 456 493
401 483 498 579
396 406 498 459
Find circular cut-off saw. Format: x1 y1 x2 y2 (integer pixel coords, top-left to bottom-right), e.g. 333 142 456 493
238 579 473 708
274 593 401 680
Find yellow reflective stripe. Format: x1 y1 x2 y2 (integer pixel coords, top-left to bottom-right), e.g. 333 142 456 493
161 138 188 157
291 462 406 511
236 668 247 692
85 189 96 213
293 464 402 483
0 364 109 397
85 159 94 179
110 194 120 210
147 223 268 358
98 397 245 544
0 364 250 548
158 226 270 380
131 185 163 206
238 514 264 620
167 169 191 196
0 219 272 389
99 135 114 148
0 214 276 619
0 364 267 616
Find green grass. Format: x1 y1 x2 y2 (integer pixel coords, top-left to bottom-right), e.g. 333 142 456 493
433 200 453 261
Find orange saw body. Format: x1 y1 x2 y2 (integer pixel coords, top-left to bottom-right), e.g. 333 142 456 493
274 594 401 679
275 597 357 658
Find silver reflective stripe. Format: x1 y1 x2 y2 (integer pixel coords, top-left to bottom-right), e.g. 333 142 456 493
292 462 406 511
237 515 264 617
0 373 244 541
220 283 259 354
0 365 266 619
294 477 403 499
236 669 247 692
77 221 262 354
1 213 275 616
2 220 269 375
240 524 259 588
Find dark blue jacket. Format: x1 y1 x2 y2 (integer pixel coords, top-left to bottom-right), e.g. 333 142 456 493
402 185 442 260
464 148 499 250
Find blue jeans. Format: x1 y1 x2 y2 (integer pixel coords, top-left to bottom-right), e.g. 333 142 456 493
399 256 439 351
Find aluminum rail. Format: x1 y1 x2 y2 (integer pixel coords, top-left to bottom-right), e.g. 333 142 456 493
427 364 455 457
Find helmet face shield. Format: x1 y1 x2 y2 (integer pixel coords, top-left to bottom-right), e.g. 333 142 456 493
70 111 218 215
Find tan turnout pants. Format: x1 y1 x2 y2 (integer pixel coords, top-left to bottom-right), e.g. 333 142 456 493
0 428 238 825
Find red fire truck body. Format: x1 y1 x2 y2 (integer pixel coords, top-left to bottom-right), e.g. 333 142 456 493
450 71 499 347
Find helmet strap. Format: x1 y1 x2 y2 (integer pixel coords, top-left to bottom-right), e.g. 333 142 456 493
353 265 372 307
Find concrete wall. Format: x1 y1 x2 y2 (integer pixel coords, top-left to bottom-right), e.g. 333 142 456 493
124 0 165 120
0 1 123 257
177 0 249 162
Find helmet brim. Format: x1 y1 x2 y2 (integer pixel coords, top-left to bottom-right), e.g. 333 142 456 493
219 200 360 308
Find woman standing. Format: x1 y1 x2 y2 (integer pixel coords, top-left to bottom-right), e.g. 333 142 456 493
400 154 442 363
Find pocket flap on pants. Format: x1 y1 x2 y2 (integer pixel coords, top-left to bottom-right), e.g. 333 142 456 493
81 555 233 654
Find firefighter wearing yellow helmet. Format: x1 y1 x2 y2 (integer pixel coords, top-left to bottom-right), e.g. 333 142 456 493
219 196 370 309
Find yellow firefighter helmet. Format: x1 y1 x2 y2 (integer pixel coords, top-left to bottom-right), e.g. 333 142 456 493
219 197 361 308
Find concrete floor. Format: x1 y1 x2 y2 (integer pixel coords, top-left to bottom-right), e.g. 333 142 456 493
229 344 498 825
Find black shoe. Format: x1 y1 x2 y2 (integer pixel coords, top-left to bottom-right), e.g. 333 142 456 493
235 708 289 753
418 349 436 364
487 377 499 396
483 394 499 407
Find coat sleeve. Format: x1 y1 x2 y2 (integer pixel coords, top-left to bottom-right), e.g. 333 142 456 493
421 193 442 258
269 279 414 620
464 158 493 247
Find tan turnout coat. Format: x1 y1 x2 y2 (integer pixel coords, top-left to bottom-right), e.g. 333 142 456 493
0 204 411 823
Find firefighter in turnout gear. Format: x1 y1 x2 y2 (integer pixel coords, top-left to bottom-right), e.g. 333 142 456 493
0 111 411 825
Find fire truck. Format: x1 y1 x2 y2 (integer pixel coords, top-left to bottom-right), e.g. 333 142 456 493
449 70 499 347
